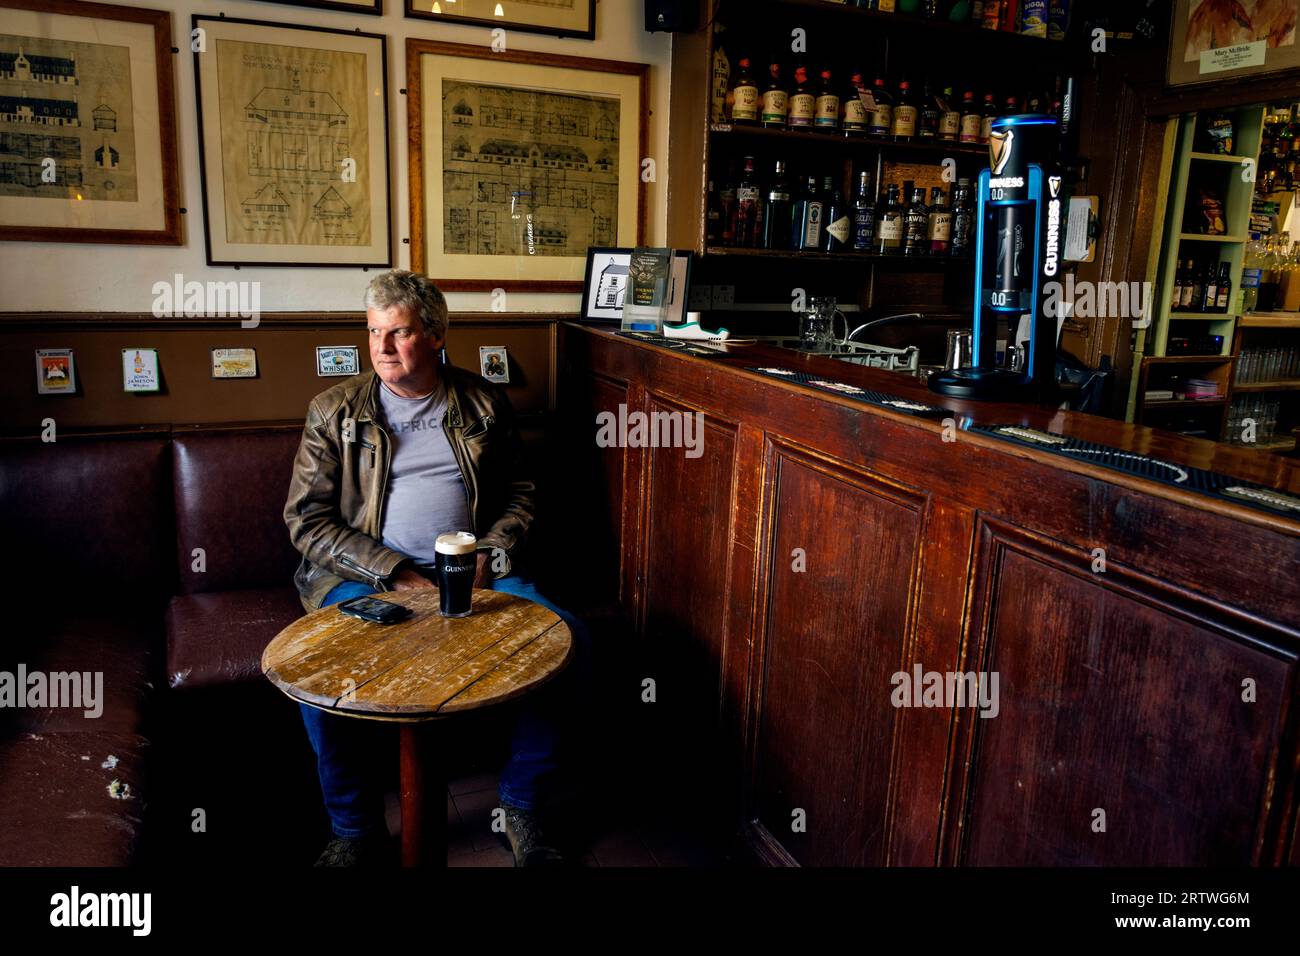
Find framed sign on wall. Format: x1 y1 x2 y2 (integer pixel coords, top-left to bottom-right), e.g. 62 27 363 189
1168 0 1300 86
404 0 596 41
407 39 648 292
192 16 392 267
0 0 181 245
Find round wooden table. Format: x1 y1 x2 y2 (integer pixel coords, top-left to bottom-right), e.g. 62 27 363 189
261 587 573 867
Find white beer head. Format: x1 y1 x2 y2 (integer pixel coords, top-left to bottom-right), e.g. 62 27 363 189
435 531 477 555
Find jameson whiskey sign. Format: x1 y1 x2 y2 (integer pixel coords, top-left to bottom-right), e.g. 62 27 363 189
621 247 672 332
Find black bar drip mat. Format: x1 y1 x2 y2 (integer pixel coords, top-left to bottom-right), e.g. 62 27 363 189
967 423 1300 519
614 330 734 358
744 365 957 421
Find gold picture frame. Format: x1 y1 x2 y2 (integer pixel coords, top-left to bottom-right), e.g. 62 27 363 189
0 0 181 244
407 39 648 292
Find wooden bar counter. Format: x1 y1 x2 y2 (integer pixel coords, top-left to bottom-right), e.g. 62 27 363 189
557 322 1300 868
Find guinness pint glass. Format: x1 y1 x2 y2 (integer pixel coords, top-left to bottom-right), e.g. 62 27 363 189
435 531 477 617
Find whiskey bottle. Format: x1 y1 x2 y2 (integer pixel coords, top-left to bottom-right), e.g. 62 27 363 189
852 170 875 252
730 57 759 125
892 79 918 140
903 184 929 256
979 92 998 144
959 91 981 144
938 84 961 141
762 160 793 250
927 187 951 255
842 71 869 136
950 178 973 257
875 184 904 254
761 59 789 128
792 175 824 251
1202 263 1219 313
1215 262 1232 312
788 65 816 129
918 80 940 140
822 175 852 253
867 76 894 137
814 68 841 132
1171 259 1185 310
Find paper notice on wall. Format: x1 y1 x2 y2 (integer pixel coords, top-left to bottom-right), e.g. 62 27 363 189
1199 41 1267 75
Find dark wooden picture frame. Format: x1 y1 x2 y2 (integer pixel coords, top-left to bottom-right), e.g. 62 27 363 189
404 0 596 41
0 0 181 245
407 38 648 292
192 15 393 268
255 0 383 15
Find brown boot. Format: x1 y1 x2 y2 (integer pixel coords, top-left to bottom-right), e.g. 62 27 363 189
502 806 564 867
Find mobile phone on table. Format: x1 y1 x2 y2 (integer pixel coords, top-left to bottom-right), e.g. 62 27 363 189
337 596 412 624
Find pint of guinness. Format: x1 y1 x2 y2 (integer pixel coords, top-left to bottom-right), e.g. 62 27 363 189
435 531 477 617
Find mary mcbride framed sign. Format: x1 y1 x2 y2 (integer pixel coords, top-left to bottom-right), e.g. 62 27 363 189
192 16 392 267
0 0 181 245
1168 0 1300 86
407 39 647 292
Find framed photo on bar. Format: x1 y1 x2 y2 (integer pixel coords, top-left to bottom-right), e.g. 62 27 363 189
1168 0 1300 86
407 39 647 291
0 0 181 245
192 16 392 267
404 0 596 41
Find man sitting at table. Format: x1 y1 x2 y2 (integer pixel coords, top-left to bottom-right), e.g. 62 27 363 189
284 269 589 867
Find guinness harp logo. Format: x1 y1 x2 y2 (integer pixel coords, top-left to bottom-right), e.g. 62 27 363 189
989 128 1015 175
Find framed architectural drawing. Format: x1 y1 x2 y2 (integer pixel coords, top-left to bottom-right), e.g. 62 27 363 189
1168 0 1300 86
192 16 391 267
404 0 595 40
407 39 648 291
0 0 181 244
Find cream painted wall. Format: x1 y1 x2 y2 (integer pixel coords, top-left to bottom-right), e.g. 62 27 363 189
0 0 671 313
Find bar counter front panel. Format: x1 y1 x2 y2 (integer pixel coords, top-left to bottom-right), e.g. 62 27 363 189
558 323 1300 868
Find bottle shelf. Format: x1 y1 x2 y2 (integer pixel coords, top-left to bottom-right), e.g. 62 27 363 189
1232 379 1300 392
704 245 975 266
1169 312 1235 321
1178 233 1247 243
1144 355 1234 365
709 123 988 160
1240 313 1300 328
1189 151 1253 165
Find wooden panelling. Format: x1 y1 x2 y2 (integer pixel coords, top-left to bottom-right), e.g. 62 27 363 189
747 439 927 867
948 518 1298 866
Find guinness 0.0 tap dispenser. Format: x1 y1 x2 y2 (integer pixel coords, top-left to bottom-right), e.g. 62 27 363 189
929 115 1064 402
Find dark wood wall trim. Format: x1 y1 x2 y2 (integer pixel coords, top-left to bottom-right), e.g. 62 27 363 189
0 312 575 331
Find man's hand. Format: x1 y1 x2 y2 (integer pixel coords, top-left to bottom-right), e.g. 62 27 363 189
390 566 436 591
473 551 493 589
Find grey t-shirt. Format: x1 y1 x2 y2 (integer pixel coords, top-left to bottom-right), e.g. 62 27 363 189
376 379 473 566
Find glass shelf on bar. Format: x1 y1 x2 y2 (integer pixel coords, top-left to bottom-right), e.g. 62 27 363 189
1178 233 1247 243
709 123 988 158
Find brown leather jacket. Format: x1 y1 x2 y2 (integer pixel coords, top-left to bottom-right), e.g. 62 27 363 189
284 365 534 610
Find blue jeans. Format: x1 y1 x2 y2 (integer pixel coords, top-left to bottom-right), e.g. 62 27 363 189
299 571 592 838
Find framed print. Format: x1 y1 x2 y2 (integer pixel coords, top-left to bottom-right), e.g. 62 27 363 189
407 39 648 291
405 0 595 40
36 348 76 394
316 345 360 376
479 346 510 383
259 0 382 15
211 347 258 379
582 247 693 324
193 16 391 267
1168 0 1300 86
0 0 181 244
122 347 160 393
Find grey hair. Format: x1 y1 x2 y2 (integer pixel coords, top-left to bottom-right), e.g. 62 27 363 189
363 270 449 339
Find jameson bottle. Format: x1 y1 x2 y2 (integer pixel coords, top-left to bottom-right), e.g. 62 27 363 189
733 155 761 247
852 170 875 251
892 79 918 140
903 183 928 256
959 90 981 143
792 175 824 251
822 175 852 252
918 80 940 140
950 177 973 257
867 76 894 137
938 85 961 141
730 57 759 124
875 183 904 254
979 92 998 144
788 65 816 129
762 160 793 249
761 59 788 128
926 186 951 255
814 68 841 132
842 70 869 136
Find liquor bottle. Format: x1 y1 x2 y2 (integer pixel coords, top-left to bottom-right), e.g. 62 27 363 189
792 175 824 251
1170 259 1185 310
892 79 918 140
1215 262 1232 312
718 166 737 246
710 40 730 124
867 76 894 137
959 91 981 144
938 85 961 141
852 170 875 252
842 71 869 136
730 57 759 124
1201 262 1219 313
903 184 929 256
733 156 761 247
762 160 793 250
788 66 816 129
814 68 841 132
979 92 998 144
761 59 788 128
822 175 852 252
918 80 940 140
706 179 722 246
1001 94 1019 117
1187 260 1205 312
1178 259 1196 310
875 183 904 254
927 186 951 255
950 178 973 257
